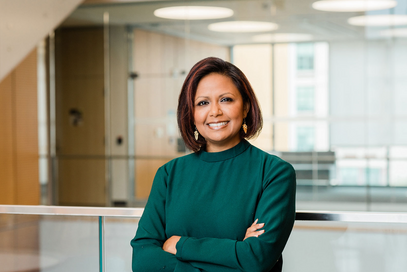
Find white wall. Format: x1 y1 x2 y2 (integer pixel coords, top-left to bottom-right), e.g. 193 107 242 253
0 0 84 81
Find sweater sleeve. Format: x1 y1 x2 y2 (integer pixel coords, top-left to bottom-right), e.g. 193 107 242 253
175 160 296 272
131 166 199 272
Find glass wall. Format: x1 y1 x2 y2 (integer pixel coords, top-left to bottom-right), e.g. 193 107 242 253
1 208 407 272
45 0 407 211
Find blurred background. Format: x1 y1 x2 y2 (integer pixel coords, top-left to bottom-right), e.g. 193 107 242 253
2 0 407 211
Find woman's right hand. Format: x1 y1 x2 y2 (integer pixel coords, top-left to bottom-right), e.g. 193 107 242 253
243 219 265 241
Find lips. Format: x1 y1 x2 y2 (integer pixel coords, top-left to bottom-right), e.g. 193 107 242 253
207 121 229 129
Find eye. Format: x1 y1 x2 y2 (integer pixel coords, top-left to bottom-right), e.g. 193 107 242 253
221 97 233 102
197 101 209 106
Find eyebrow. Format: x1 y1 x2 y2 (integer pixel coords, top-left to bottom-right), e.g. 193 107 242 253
195 92 235 102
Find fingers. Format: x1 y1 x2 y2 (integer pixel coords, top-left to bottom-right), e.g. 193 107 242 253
248 219 265 232
162 235 181 255
244 229 264 240
244 219 265 240
248 229 265 236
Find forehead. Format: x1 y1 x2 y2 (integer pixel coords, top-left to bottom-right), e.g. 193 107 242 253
195 73 240 96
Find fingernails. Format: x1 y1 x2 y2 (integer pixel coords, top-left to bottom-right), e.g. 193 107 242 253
254 219 258 224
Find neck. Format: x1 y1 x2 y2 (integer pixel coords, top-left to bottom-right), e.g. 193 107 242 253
205 138 242 153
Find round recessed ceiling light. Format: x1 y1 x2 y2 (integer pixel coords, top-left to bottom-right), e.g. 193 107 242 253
154 6 233 20
380 27 407 37
348 15 407 26
312 0 397 12
252 33 314 43
208 21 278 33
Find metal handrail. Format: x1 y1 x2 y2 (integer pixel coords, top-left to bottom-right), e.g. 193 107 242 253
1 205 407 223
0 205 143 217
295 210 407 223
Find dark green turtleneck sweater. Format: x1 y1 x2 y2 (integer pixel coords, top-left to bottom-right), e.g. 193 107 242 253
131 140 296 272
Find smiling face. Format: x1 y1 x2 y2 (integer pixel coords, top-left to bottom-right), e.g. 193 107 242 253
194 73 248 152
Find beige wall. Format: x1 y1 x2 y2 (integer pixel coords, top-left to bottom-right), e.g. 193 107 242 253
0 49 40 205
234 44 273 151
274 44 290 151
0 48 40 272
132 29 230 199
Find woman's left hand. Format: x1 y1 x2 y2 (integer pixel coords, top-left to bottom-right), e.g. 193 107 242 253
244 219 265 240
163 235 181 255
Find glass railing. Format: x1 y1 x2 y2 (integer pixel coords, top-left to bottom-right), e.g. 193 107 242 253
0 206 142 272
287 211 407 272
1 205 406 272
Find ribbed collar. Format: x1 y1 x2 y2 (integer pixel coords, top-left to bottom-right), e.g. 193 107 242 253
198 139 251 162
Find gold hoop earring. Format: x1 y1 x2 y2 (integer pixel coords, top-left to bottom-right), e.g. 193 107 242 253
242 119 248 134
194 127 199 141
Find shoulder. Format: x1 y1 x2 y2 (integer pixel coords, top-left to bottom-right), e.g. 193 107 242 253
159 152 200 174
249 144 294 171
246 143 296 185
151 153 199 188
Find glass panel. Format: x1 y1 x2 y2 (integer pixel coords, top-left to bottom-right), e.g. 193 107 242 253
273 121 329 152
296 126 315 151
296 43 314 71
273 42 329 118
285 221 407 272
43 0 407 211
296 86 315 113
104 217 140 271
335 159 387 186
0 214 99 272
389 161 407 187
390 146 407 159
38 40 49 205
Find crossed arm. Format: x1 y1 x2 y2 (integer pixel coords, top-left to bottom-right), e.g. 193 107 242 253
162 220 265 255
131 162 296 272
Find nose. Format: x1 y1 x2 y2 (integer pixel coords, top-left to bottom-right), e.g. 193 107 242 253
210 102 222 117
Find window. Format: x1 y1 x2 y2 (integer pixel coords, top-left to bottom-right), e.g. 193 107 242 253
297 86 315 112
390 161 407 186
340 167 360 185
367 168 383 186
296 127 315 151
297 43 314 70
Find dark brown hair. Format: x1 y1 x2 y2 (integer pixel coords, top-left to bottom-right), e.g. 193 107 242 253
177 57 263 152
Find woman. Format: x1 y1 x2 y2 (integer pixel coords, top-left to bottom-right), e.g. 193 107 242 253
131 57 296 272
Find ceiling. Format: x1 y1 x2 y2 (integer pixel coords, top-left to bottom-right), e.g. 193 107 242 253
61 0 406 45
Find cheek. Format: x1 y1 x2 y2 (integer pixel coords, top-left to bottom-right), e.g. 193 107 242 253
232 106 245 119
193 110 203 125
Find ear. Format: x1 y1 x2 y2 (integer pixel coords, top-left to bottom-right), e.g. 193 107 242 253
243 102 250 118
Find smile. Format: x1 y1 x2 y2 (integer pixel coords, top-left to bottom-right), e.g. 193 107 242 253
208 121 229 129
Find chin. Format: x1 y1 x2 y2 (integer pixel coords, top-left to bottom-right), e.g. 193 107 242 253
208 135 239 145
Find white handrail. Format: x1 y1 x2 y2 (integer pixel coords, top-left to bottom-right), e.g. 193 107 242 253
0 205 143 217
1 205 407 223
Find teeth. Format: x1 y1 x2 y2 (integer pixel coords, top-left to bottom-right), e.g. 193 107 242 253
208 122 228 127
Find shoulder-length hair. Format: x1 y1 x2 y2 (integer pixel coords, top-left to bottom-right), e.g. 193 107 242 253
177 57 263 152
